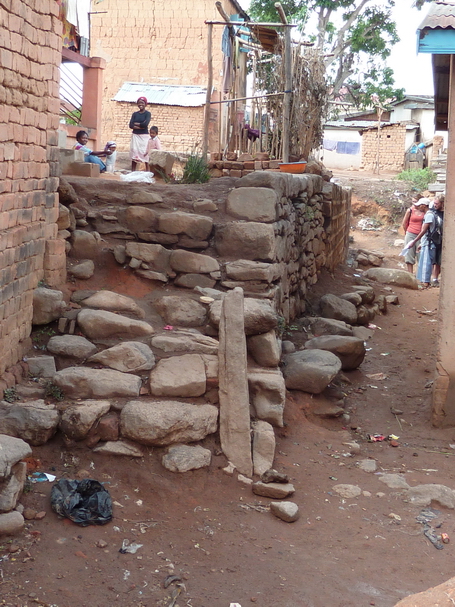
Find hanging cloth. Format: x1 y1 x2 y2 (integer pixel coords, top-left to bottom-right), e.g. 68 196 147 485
77 0 91 40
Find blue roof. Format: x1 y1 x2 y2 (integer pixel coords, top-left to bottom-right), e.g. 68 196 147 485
113 82 207 107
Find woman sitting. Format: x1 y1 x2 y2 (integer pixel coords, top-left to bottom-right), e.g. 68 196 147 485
74 130 111 173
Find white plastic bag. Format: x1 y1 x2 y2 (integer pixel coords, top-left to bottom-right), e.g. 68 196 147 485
120 171 155 183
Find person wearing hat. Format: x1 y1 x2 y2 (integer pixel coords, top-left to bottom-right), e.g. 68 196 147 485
129 97 151 171
401 195 427 274
407 197 440 288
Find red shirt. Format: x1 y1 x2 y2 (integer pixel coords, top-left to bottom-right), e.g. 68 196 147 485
407 207 426 235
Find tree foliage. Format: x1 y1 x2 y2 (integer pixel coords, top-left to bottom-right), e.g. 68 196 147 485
249 0 403 108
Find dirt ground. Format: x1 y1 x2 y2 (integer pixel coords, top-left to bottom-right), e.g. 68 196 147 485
2 171 454 607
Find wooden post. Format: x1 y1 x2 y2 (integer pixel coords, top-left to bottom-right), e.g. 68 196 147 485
275 2 291 162
202 22 213 158
375 106 383 175
432 54 455 426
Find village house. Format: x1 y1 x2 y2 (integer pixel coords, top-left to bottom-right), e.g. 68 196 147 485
87 0 250 155
320 95 437 172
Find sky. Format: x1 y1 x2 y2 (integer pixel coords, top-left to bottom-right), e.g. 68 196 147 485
387 2 434 96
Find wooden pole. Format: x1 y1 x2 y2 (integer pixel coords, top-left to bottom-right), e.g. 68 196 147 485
275 2 291 162
202 22 213 158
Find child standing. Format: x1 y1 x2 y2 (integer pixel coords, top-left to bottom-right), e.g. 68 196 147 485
145 126 162 172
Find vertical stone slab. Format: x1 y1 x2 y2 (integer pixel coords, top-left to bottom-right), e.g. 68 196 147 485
218 287 253 477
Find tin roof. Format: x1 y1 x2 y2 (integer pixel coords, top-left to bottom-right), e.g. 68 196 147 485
325 120 390 129
113 82 207 107
418 1 455 30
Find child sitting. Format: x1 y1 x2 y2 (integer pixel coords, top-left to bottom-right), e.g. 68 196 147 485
74 131 111 173
104 141 117 172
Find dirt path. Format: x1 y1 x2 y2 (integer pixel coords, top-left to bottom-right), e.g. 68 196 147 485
2 175 454 607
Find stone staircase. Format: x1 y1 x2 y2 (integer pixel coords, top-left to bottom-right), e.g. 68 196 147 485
428 151 447 193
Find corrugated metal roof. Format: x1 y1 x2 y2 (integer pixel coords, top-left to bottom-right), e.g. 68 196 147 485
326 120 392 129
418 1 455 30
113 82 207 107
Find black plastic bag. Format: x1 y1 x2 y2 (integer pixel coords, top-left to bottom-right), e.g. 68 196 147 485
51 478 113 526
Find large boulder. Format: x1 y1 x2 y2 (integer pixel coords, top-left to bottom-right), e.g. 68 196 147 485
32 288 66 325
89 342 155 373
0 435 32 481
120 400 218 446
0 400 59 446
225 260 279 282
154 296 207 327
304 335 366 370
161 444 212 473
320 294 358 325
362 268 419 290
77 309 154 340
0 462 27 513
209 298 278 335
283 350 342 394
169 250 219 274
248 369 285 427
252 420 275 476
158 211 213 240
68 260 95 280
308 317 354 337
151 330 219 355
47 335 97 360
53 367 142 398
215 222 276 261
123 206 158 233
59 400 111 440
247 331 280 367
0 511 24 536
125 242 171 272
70 230 99 259
226 187 277 222
150 354 206 397
147 150 175 177
79 290 145 318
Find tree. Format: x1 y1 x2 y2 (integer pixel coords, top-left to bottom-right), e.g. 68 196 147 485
249 0 403 108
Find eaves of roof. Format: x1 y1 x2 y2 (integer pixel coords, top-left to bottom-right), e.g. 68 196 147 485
418 1 455 30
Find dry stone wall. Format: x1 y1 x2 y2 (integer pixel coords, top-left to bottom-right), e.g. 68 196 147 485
0 0 66 377
63 170 350 323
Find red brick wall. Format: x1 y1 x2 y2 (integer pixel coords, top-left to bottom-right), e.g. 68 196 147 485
0 0 66 375
112 103 205 153
361 124 406 171
90 0 237 149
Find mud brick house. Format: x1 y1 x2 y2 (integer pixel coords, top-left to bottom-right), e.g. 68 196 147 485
89 0 249 154
0 0 66 377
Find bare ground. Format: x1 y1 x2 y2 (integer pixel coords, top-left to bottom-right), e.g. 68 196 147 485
1 171 454 607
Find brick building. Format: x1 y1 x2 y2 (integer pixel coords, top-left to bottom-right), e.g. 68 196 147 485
360 123 414 172
89 0 248 155
0 0 66 377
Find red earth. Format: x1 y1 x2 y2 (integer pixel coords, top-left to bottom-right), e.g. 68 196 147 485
1 174 454 607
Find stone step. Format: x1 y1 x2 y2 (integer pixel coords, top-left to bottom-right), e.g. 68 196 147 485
427 183 445 192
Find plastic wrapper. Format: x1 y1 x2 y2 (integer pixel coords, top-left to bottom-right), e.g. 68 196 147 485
51 478 113 526
120 171 155 183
